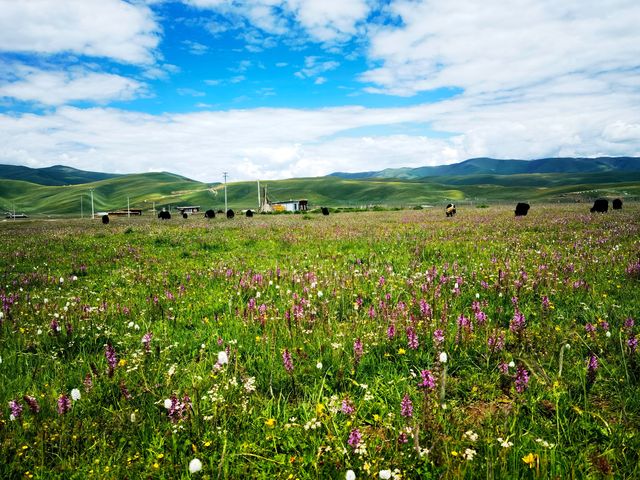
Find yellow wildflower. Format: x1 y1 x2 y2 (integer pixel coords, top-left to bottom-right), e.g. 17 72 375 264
398 348 406 355
522 452 538 468
265 418 276 428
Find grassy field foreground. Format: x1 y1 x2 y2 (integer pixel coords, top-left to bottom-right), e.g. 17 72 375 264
1 205 639 478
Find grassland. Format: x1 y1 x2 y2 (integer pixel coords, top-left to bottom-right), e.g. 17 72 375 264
2 170 640 217
1 204 639 478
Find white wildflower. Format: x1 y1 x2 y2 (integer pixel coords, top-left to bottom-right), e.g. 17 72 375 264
463 430 478 442
346 470 356 480
164 399 172 409
217 351 229 365
71 388 81 401
316 361 323 369
188 458 202 473
439 352 448 363
379 469 392 479
462 448 477 461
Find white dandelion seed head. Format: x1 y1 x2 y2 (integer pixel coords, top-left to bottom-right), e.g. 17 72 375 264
164 399 172 409
71 388 81 401
189 458 202 473
439 352 448 363
346 469 356 480
217 351 229 365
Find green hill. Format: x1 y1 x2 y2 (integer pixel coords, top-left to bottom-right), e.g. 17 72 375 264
0 164 121 186
1 168 639 217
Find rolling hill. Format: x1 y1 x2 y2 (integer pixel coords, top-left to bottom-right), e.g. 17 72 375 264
0 164 121 186
1 158 639 217
331 156 640 179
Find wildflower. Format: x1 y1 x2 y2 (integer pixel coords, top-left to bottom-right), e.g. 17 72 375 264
509 310 526 335
119 381 132 401
541 295 550 310
497 437 513 448
433 329 445 345
188 458 202 473
105 343 117 377
348 428 362 450
217 351 229 365
243 377 256 393
353 338 363 366
462 448 477 461
463 430 478 442
265 418 276 428
628 335 638 353
346 470 356 480
406 327 419 350
341 399 355 415
141 332 152 354
316 361 323 369
418 369 436 390
379 470 391 479
22 396 40 414
514 365 529 393
439 351 448 363
71 388 81 401
83 374 93 392
9 400 23 420
397 432 408 444
57 394 71 415
400 394 413 418
522 452 538 468
282 349 294 374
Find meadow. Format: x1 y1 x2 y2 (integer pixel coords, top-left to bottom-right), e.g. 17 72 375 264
1 205 639 479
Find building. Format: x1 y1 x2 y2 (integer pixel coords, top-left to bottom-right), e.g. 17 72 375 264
107 209 142 216
176 206 200 215
270 200 308 212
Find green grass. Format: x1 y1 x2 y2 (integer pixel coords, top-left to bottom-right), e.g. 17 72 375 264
2 170 640 217
1 205 639 478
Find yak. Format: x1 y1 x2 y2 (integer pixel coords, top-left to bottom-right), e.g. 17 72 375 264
590 199 609 213
101 214 110 224
321 207 330 216
612 198 623 210
226 209 235 219
246 209 254 218
515 203 530 216
445 203 456 217
204 209 215 219
158 210 171 220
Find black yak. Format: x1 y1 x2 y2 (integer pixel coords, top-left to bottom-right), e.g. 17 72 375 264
445 203 456 217
158 210 171 220
590 199 608 213
246 209 254 218
515 203 530 216
182 213 188 219
321 207 330 216
204 209 215 219
101 214 110 224
612 198 623 210
226 209 235 219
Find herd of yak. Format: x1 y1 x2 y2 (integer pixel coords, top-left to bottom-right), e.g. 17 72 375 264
99 199 623 224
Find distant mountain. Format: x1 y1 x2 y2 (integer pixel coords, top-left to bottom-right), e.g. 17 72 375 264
0 164 121 186
330 157 640 180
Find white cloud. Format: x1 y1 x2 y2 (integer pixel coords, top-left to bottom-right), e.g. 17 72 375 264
0 0 160 64
1 85 638 183
295 56 340 79
0 68 146 106
362 0 640 97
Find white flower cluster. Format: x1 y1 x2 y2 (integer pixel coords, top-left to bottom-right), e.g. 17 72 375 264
304 418 321 430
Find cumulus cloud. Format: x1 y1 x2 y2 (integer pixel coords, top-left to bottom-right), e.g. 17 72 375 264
1 85 638 182
0 0 160 64
0 68 147 106
361 0 640 97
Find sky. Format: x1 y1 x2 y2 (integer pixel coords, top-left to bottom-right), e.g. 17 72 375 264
0 0 639 183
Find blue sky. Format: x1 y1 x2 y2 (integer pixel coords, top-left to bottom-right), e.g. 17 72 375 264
0 0 639 182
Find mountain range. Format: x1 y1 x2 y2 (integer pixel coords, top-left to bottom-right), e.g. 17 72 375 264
330 156 640 179
1 157 639 216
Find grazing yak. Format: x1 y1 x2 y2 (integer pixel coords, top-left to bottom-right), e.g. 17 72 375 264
445 203 456 217
515 202 530 216
612 198 623 210
246 209 254 218
590 199 609 213
204 209 215 219
226 209 235 219
321 207 330 216
101 214 110 225
158 210 171 220
182 213 188 219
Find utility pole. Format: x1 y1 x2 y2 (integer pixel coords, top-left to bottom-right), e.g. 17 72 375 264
223 172 228 213
81 194 83 219
90 189 95 219
127 196 130 218
257 180 261 209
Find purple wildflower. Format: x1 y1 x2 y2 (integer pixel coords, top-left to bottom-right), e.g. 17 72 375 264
387 323 396 340
22 395 40 414
83 373 93 392
347 428 362 450
541 296 550 310
57 394 71 415
353 338 363 366
509 310 526 335
624 317 635 331
282 349 294 374
400 394 413 418
119 381 132 401
50 318 60 335
142 332 153 354
341 399 355 415
628 335 638 353
406 327 419 350
498 361 509 374
105 343 117 377
419 370 436 390
587 354 599 373
488 331 505 353
398 432 409 444
585 323 596 336
433 329 445 346
514 365 529 393
9 400 23 419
